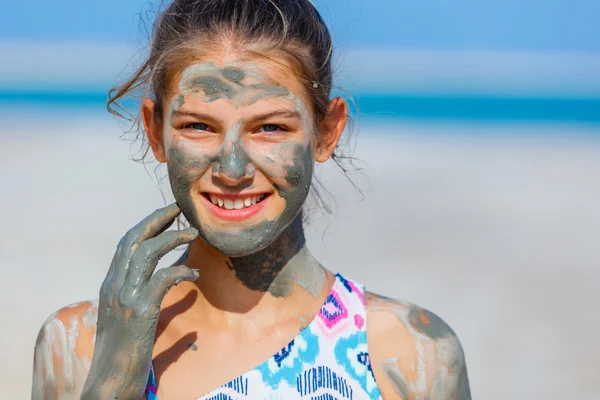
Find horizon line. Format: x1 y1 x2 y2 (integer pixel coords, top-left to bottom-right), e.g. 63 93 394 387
1 41 600 98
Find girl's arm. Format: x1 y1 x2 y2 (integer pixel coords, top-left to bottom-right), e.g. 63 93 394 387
32 204 198 400
32 302 97 400
80 204 198 399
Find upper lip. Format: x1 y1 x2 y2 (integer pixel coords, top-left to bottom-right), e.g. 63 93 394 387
202 191 271 199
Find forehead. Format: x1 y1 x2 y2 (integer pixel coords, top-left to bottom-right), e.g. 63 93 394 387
170 55 308 101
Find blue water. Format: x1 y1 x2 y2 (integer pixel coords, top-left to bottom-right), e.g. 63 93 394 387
356 95 600 123
1 90 599 123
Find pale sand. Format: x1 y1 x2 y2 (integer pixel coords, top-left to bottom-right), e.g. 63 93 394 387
1 113 599 399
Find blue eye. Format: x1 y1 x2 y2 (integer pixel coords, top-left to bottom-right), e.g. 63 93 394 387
261 124 283 133
187 123 209 131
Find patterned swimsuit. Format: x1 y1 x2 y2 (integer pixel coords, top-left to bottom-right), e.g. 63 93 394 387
145 273 383 399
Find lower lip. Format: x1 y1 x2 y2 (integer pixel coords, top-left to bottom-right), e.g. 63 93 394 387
202 194 269 221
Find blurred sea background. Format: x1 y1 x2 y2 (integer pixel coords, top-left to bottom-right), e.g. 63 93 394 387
1 0 599 398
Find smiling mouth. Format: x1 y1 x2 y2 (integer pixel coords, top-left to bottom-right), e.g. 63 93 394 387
202 193 270 210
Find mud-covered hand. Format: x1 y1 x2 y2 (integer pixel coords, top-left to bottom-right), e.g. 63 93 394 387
80 203 199 400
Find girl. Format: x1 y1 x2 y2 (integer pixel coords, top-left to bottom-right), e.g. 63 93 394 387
32 1 470 399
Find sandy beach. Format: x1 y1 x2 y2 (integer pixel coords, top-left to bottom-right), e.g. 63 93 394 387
1 111 599 399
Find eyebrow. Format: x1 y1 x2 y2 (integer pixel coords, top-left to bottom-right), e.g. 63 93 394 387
170 110 224 125
247 110 301 124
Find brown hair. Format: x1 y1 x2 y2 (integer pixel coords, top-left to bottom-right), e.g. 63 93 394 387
109 0 359 215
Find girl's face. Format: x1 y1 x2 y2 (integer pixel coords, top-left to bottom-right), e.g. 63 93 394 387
143 56 346 257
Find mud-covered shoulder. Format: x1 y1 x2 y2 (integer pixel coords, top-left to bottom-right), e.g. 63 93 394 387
365 292 471 400
32 300 98 400
366 292 458 341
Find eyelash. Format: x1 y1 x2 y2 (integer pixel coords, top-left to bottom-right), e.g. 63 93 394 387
256 124 287 134
183 122 213 132
182 123 287 134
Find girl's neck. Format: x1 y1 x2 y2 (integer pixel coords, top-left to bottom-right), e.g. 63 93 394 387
180 214 329 319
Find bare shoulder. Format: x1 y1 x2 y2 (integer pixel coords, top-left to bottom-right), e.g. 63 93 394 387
32 300 98 400
366 292 458 344
365 292 471 400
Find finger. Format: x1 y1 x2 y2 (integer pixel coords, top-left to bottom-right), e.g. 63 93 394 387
101 237 126 294
121 203 181 258
100 252 119 298
113 203 181 288
126 228 198 288
140 265 200 306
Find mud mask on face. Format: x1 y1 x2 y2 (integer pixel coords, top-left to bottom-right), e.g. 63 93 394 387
165 62 315 257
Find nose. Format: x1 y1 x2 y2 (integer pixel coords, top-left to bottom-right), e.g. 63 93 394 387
212 140 255 186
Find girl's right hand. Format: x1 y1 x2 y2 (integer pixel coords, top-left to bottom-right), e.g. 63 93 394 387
80 203 199 400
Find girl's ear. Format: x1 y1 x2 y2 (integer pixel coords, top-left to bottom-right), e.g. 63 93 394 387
141 98 167 163
315 97 348 163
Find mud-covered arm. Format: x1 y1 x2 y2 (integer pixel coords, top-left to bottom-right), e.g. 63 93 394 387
79 204 199 399
32 298 105 400
31 205 195 400
32 317 81 400
367 293 471 400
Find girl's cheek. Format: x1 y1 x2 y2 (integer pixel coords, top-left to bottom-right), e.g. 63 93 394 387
249 141 313 189
168 137 220 181
247 144 290 181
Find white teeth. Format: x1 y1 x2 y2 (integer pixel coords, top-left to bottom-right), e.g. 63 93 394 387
208 194 267 210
